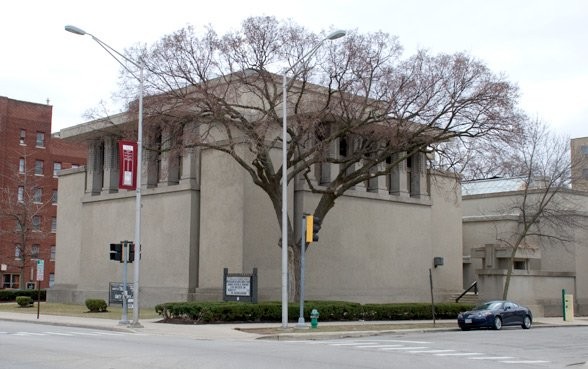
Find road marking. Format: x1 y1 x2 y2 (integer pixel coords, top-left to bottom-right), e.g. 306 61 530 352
380 346 428 351
379 339 431 344
355 345 405 348
13 332 45 336
43 332 74 336
469 356 515 360
330 342 379 346
501 360 550 364
409 349 455 354
435 352 482 357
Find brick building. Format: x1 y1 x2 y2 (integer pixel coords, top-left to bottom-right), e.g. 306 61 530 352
0 97 85 290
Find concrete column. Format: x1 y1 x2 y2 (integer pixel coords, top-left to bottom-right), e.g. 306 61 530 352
101 136 119 194
145 129 160 188
86 140 103 195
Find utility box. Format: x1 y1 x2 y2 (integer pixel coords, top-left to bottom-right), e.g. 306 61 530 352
563 293 574 321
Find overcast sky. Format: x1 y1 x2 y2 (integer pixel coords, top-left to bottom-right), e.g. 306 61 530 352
1 0 586 138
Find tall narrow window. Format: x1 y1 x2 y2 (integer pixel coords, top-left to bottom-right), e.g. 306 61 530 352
32 216 41 231
53 162 62 177
49 273 55 288
31 244 40 259
50 246 56 261
17 186 24 202
15 244 22 260
19 129 26 145
19 158 25 173
33 188 42 203
35 160 44 175
51 217 57 233
51 190 58 204
36 132 45 147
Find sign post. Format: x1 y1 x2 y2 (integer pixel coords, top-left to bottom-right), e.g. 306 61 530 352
36 259 44 319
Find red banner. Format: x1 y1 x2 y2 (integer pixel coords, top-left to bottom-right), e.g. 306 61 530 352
118 140 138 190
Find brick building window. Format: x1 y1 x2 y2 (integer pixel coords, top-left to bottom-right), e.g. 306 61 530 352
50 246 56 261
19 129 26 145
51 217 57 233
35 160 44 175
15 244 22 260
53 162 62 177
36 132 45 148
17 186 24 202
3 274 20 289
49 273 55 288
31 244 40 259
19 158 25 173
52 190 58 204
32 216 41 231
33 188 42 203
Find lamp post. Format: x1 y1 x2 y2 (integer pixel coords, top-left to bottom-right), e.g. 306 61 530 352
281 30 345 329
65 25 144 327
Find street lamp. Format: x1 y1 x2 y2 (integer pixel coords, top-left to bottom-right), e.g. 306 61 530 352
65 25 144 328
281 30 345 328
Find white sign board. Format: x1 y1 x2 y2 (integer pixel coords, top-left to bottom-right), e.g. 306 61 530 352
225 276 251 296
36 259 44 281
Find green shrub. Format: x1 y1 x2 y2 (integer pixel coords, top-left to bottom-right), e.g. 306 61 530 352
154 301 473 324
16 296 33 307
85 299 108 312
0 289 46 302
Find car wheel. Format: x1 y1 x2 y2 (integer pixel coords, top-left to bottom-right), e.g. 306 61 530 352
493 316 502 330
522 315 532 329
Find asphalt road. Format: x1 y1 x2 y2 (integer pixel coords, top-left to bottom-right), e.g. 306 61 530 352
1 321 587 368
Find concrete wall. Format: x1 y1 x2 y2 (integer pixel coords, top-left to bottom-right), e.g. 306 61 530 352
50 145 463 307
462 188 588 316
49 170 200 307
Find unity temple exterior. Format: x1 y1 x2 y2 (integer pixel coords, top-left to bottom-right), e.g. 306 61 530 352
48 112 463 308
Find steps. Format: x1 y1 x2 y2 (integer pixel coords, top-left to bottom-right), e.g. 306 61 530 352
452 292 480 305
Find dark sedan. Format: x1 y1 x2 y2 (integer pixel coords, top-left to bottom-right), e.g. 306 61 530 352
457 300 532 330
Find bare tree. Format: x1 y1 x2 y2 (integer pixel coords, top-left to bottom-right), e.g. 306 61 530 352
497 120 586 299
0 148 52 289
114 16 522 299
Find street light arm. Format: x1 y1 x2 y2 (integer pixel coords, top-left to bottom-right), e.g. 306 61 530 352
64 25 142 80
282 30 346 76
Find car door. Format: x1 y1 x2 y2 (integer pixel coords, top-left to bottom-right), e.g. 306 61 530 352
502 302 516 325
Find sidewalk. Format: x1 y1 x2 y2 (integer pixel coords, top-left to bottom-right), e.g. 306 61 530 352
1 311 586 341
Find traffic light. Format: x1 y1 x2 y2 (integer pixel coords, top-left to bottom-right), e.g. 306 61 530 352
127 242 137 263
305 215 322 244
109 243 122 261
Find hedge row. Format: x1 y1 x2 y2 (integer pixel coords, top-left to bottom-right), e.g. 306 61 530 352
154 301 475 324
0 289 46 302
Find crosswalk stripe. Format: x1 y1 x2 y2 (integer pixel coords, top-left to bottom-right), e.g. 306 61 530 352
380 346 428 351
435 352 482 357
409 349 455 354
469 356 515 360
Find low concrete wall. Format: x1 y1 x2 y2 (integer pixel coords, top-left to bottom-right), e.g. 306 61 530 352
477 269 576 317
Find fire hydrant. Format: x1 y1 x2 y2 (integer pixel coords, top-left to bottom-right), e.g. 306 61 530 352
310 308 320 329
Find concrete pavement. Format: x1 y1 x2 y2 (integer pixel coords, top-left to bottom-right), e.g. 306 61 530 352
1 310 586 341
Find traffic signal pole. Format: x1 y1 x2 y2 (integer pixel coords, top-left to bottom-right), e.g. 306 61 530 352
120 241 130 325
297 215 308 327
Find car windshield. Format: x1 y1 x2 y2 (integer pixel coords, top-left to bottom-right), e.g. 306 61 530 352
473 301 503 311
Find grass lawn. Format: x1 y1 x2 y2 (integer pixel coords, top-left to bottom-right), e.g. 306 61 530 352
0 301 160 320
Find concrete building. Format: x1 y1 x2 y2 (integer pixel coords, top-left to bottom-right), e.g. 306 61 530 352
462 177 588 316
0 97 86 290
571 137 588 191
48 109 463 308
